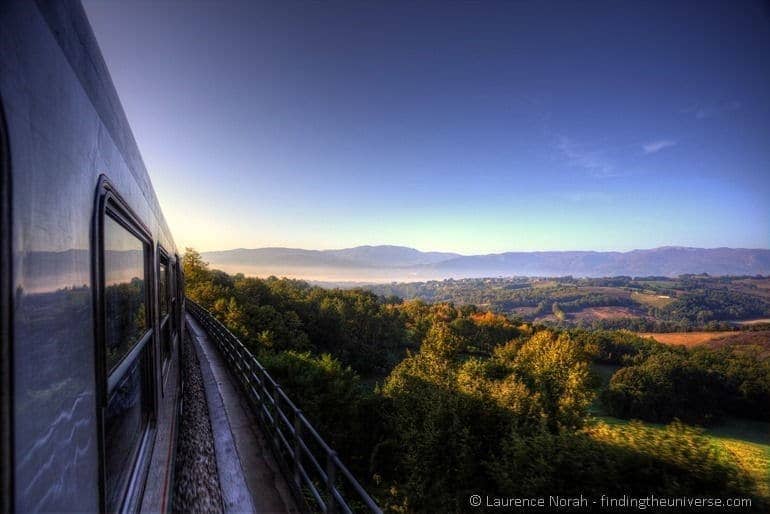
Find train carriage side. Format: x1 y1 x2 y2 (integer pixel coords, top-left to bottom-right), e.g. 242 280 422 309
0 1 184 512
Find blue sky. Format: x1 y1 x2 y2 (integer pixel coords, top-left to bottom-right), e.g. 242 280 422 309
83 0 770 254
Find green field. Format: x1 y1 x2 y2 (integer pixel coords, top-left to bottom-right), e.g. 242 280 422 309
532 279 558 289
596 415 770 500
630 290 675 309
590 361 770 501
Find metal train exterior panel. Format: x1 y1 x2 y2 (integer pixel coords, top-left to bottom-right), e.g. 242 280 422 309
1 1 183 512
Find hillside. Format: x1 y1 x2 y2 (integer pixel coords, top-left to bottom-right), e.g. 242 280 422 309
366 275 770 331
183 248 770 511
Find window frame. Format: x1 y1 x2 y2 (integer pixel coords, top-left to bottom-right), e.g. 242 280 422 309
158 246 172 376
1 93 13 514
92 176 156 514
170 256 178 339
173 257 183 349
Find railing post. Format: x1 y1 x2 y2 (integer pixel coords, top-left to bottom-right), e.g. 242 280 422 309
326 450 337 514
255 366 265 418
293 407 302 489
272 384 281 451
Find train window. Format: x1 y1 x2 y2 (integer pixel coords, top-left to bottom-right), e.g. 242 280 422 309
159 256 168 318
170 260 178 337
104 352 149 512
102 210 153 512
104 215 149 372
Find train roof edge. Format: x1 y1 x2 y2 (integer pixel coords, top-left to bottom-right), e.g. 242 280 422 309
33 0 176 252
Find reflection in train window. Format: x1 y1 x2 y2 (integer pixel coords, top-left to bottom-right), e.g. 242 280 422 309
104 356 148 512
104 215 149 372
159 257 168 318
171 260 179 337
102 212 152 512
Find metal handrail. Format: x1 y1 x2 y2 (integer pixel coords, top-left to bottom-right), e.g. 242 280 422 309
186 299 382 514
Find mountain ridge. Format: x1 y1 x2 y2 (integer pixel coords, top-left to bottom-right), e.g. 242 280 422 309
200 245 770 280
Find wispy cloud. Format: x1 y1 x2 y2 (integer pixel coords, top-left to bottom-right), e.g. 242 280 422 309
642 139 677 154
555 136 624 178
683 100 741 120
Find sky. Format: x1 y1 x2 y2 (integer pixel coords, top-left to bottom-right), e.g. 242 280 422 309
82 0 770 254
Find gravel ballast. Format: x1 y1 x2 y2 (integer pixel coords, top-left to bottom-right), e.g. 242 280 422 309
173 338 224 514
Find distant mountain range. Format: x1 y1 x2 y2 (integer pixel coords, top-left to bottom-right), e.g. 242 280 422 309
202 245 459 268
201 245 770 282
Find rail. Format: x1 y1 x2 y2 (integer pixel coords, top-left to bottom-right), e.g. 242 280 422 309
186 299 382 514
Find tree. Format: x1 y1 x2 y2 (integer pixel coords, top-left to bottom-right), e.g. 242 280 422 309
182 247 209 286
512 330 593 433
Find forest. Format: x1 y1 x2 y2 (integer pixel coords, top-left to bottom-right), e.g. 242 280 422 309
183 249 770 512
